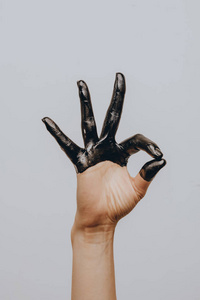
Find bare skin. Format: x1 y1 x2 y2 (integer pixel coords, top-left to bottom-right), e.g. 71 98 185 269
42 73 166 300
74 161 150 230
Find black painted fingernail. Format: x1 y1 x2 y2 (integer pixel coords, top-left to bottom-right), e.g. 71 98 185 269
77 80 88 100
147 144 163 159
116 72 125 93
42 117 50 124
42 117 49 123
140 159 167 182
154 147 163 158
77 80 83 87
41 117 57 130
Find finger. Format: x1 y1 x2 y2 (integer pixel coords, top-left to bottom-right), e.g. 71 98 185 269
132 159 166 196
77 80 99 148
120 134 163 159
139 158 166 182
100 72 126 139
42 117 82 165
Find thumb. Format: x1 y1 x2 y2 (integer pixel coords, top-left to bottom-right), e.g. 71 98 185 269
133 159 167 195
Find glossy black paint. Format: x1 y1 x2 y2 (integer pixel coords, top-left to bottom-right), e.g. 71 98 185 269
42 73 166 180
139 159 166 182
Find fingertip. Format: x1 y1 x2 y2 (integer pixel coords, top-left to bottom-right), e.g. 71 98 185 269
77 80 85 87
156 158 167 169
155 147 163 158
154 147 163 159
162 158 167 166
116 72 125 79
77 80 89 100
115 72 126 93
139 158 166 182
42 117 52 133
41 117 49 124
147 144 163 159
41 117 59 132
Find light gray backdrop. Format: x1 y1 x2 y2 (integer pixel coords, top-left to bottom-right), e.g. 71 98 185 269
0 0 199 299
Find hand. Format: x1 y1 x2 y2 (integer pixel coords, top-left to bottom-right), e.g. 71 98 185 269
42 73 166 231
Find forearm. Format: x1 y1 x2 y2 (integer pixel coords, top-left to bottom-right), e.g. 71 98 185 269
71 224 117 300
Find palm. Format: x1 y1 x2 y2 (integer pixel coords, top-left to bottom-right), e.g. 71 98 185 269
76 161 142 227
42 73 166 227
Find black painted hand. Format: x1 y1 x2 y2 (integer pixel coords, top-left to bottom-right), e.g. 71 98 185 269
42 73 166 227
42 73 166 179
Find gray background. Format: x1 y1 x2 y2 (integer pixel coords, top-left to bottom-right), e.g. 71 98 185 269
0 0 200 299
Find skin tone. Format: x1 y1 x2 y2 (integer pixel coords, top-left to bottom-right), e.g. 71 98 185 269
42 73 166 300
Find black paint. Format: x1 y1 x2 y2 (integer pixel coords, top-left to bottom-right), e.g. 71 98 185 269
139 159 166 182
42 73 166 180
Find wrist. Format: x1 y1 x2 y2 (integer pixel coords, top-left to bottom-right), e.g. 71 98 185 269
71 219 117 300
71 221 116 246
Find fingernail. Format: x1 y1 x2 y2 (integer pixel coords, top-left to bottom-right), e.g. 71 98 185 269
77 80 82 86
77 80 88 100
154 148 163 158
147 144 163 158
115 73 125 93
42 117 47 123
116 72 124 79
77 80 86 89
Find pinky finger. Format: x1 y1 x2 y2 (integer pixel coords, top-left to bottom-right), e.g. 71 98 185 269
42 117 82 165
